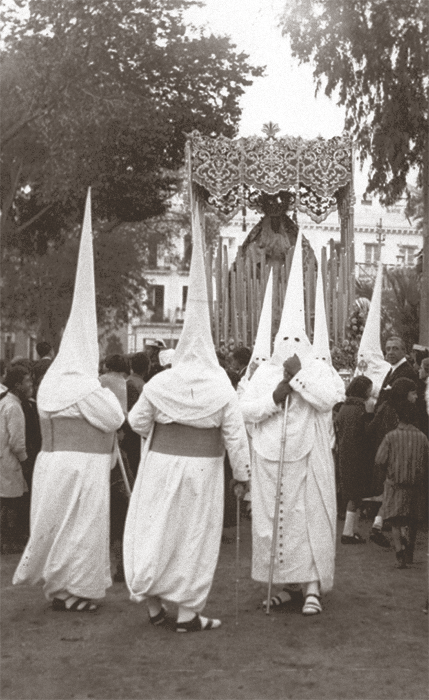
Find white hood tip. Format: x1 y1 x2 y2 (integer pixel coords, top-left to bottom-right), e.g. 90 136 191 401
246 268 273 378
38 188 101 412
354 261 390 396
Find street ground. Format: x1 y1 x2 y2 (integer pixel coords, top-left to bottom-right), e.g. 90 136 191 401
1 516 427 700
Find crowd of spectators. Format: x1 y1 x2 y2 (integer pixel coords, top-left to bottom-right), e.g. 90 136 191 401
1 337 427 588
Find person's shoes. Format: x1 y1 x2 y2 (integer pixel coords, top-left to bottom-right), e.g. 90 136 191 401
341 533 366 544
262 591 292 610
302 594 322 616
369 528 390 548
176 614 221 633
148 605 168 627
395 551 407 569
52 596 99 613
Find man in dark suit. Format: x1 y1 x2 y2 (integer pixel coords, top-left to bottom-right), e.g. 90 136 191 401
369 336 418 547
376 336 418 409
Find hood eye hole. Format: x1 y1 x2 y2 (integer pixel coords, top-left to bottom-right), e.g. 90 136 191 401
294 337 300 342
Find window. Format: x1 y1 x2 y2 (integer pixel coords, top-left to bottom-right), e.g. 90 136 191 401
364 244 380 264
182 286 188 310
150 285 164 320
398 246 417 266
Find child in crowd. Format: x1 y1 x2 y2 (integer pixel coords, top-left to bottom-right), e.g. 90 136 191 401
335 376 374 544
374 387 428 568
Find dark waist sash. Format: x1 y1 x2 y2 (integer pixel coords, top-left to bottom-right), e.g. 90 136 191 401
40 417 115 454
150 422 223 458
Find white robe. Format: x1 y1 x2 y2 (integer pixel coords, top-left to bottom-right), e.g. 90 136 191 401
124 392 250 612
240 361 341 594
13 388 124 601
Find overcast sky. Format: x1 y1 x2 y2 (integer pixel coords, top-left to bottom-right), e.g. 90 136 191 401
186 0 347 140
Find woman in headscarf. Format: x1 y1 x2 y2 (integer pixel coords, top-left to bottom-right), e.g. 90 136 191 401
335 376 374 544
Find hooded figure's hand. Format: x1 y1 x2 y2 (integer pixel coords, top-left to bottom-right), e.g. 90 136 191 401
273 380 293 406
283 354 301 378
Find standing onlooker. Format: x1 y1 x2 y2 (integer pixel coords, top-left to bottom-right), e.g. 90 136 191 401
144 339 167 381
376 336 418 409
335 376 374 544
374 393 428 568
32 342 54 397
0 366 33 553
123 352 150 478
371 344 419 538
127 353 150 408
99 354 128 416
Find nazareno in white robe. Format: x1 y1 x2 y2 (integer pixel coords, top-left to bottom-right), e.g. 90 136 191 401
240 360 340 594
123 390 250 613
13 387 124 601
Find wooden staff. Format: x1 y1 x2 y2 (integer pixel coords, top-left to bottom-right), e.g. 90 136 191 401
266 396 290 615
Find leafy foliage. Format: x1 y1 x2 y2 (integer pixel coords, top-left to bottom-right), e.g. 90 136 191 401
1 0 263 249
0 0 262 345
279 0 428 204
279 0 428 345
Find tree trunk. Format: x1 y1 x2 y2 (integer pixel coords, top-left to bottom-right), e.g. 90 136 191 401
419 135 429 346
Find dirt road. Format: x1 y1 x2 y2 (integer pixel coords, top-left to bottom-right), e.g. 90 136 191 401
1 517 427 700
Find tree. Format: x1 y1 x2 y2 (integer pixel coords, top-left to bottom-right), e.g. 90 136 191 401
1 0 263 251
279 0 428 343
0 0 263 345
1 220 149 348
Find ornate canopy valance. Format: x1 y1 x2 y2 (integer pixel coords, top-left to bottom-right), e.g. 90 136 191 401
186 128 353 224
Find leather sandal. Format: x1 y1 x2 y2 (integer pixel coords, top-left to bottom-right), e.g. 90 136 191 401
302 594 322 616
176 614 221 633
149 605 168 627
262 591 292 610
52 596 99 613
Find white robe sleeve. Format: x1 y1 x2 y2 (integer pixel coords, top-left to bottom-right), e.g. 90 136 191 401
239 376 281 425
220 395 251 483
77 387 125 433
289 362 343 413
128 391 156 438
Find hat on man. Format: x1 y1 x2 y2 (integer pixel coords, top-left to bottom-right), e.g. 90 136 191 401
145 339 167 349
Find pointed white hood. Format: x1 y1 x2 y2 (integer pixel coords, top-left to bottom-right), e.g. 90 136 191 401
144 197 235 421
245 268 273 379
271 228 313 367
354 261 390 396
38 189 101 412
313 258 331 364
313 254 347 399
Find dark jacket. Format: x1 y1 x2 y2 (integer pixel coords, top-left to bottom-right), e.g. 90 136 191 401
376 360 418 409
32 358 52 396
335 397 373 503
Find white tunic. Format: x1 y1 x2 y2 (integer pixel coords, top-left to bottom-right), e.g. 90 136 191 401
13 388 124 601
124 392 250 612
240 361 340 593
